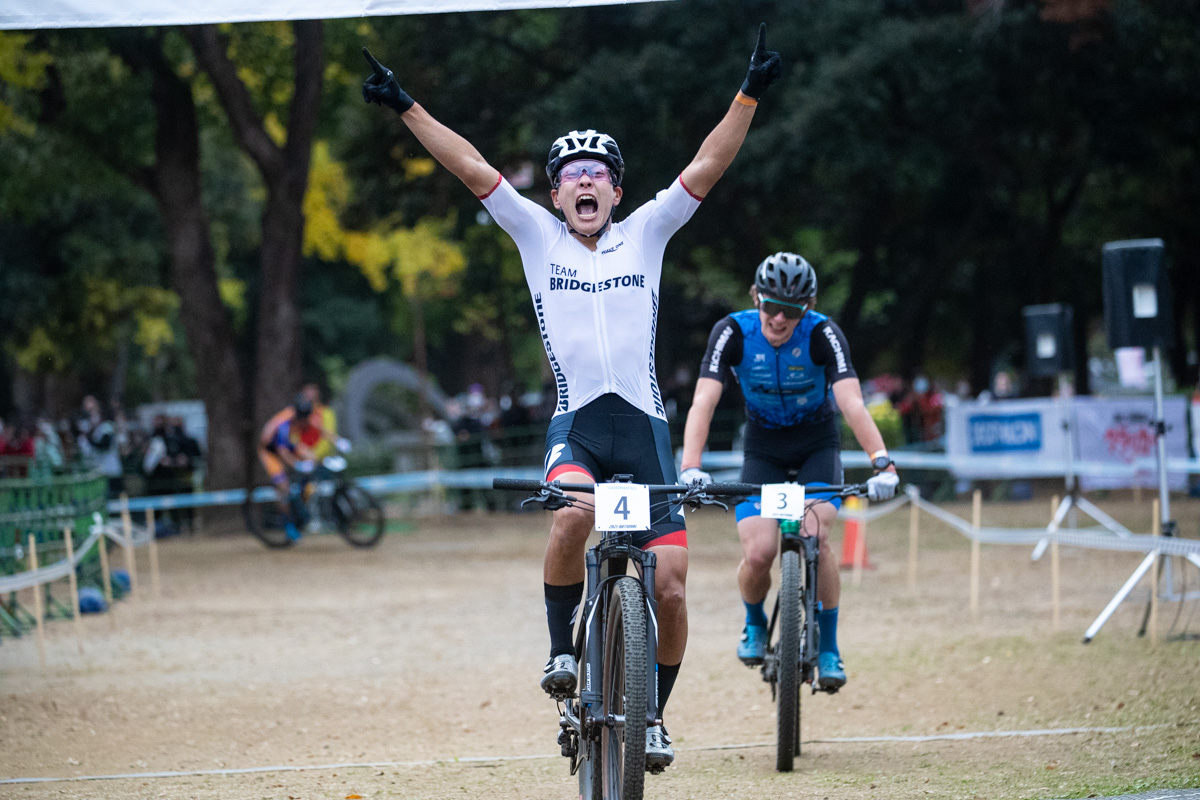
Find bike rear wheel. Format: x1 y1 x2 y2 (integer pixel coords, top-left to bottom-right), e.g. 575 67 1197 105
601 576 647 800
775 549 802 771
332 484 385 548
243 492 296 549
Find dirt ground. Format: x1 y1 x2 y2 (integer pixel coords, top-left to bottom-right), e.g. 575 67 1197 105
2 495 1198 800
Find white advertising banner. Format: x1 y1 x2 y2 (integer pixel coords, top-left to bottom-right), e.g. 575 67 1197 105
1074 396 1188 491
945 399 1070 478
1 0 671 31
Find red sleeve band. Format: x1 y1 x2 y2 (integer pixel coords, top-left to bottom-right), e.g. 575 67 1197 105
477 172 503 200
679 175 705 202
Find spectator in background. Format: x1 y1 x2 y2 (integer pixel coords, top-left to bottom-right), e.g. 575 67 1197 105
896 375 944 445
77 395 124 497
32 418 64 477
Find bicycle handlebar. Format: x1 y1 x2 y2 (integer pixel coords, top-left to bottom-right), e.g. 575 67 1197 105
491 478 867 497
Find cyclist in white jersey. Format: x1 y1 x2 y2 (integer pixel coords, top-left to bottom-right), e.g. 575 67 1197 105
363 25 782 770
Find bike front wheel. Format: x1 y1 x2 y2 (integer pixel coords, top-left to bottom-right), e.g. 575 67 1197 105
331 484 385 548
775 548 802 771
601 576 648 800
243 491 296 549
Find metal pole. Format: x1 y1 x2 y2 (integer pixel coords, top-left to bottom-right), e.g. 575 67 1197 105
1151 346 1170 528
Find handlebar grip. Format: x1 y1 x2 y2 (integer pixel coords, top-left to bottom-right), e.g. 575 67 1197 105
492 478 549 491
705 482 761 496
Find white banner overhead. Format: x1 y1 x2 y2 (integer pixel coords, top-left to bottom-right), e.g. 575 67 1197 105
1 0 671 31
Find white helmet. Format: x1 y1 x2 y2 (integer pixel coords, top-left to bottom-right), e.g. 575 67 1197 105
546 129 625 187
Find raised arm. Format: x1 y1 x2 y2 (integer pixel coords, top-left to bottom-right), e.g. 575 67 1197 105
679 23 781 198
362 48 500 197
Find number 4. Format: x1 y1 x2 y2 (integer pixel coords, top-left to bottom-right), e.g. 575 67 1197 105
615 495 630 519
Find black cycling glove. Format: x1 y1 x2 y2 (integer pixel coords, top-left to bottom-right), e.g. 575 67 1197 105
362 47 415 114
740 23 783 100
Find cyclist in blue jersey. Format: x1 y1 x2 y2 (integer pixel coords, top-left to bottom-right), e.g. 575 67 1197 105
363 26 782 768
679 252 899 690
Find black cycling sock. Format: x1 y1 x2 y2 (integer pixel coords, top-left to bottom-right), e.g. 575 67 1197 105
545 582 584 658
656 662 681 717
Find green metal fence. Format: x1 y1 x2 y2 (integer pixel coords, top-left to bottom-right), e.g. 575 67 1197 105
0 470 109 635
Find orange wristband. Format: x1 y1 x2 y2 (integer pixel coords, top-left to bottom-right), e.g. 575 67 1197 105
735 91 758 107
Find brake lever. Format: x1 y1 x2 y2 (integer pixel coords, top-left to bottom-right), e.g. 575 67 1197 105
521 486 573 511
681 486 729 511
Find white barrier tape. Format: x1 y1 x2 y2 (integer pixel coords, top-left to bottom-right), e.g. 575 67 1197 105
0 515 155 595
699 449 1200 477
0 526 106 594
1 722 1184 785
911 495 1200 557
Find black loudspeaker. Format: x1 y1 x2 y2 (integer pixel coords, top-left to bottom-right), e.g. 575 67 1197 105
1102 238 1171 350
1023 303 1074 377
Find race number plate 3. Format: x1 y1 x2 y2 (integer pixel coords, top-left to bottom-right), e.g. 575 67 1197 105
594 483 651 531
760 483 806 521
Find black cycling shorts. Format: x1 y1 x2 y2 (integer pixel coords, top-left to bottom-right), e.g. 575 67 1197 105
736 416 845 521
544 393 686 548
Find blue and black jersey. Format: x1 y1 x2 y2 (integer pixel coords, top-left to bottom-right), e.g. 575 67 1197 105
698 308 857 429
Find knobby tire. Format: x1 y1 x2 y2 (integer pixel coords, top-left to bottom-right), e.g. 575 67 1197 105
243 494 295 549
333 484 386 548
602 576 647 800
776 549 802 772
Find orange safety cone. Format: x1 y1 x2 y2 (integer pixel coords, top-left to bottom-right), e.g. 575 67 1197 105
839 495 874 570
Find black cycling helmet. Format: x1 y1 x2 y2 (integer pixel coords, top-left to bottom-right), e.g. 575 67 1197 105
754 252 818 301
292 393 314 418
546 129 625 188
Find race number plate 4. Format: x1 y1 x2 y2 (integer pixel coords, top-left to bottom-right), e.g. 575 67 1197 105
594 483 651 531
760 483 805 521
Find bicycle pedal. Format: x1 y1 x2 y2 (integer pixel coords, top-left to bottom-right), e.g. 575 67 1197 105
645 764 666 776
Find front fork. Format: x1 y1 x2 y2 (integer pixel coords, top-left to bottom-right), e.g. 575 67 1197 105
772 519 821 689
577 541 661 739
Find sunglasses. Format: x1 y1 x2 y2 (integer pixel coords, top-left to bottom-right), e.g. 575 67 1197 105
757 293 808 320
556 159 613 184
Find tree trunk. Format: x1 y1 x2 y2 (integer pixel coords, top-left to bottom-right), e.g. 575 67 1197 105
148 48 250 490
186 21 324 430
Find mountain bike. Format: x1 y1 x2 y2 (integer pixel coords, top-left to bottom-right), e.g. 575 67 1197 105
493 476 755 800
244 455 385 549
754 481 869 772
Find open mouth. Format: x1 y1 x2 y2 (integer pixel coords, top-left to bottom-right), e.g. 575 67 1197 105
575 194 599 220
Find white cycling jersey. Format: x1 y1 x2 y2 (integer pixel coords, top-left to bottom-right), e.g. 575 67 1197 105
480 176 702 420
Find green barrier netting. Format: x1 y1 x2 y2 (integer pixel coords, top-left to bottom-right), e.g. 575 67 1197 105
0 471 109 635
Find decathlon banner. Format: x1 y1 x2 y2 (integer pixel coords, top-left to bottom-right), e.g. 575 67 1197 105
945 398 1071 478
1073 396 1189 491
1 0 671 31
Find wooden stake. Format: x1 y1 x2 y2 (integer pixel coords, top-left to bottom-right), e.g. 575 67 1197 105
1152 499 1161 537
1050 540 1061 632
907 488 920 592
120 494 139 598
1051 494 1059 520
970 489 982 619
1149 552 1159 645
852 498 868 587
28 535 46 668
63 527 84 655
147 509 161 600
98 526 113 607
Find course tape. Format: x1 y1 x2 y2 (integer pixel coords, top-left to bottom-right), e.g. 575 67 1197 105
0 514 151 594
0 722 1183 785
701 450 1200 478
910 494 1200 557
